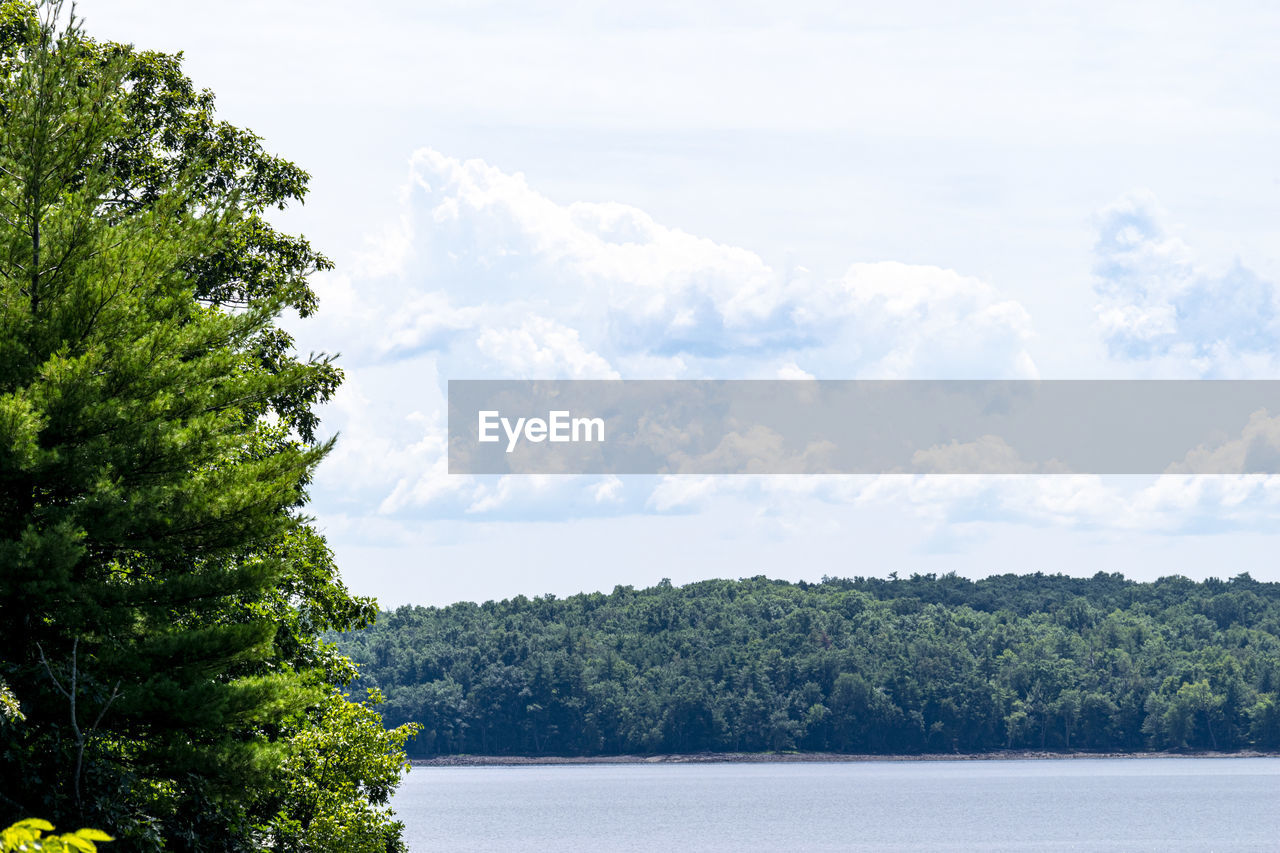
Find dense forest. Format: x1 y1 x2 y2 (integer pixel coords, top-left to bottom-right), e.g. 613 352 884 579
336 572 1280 757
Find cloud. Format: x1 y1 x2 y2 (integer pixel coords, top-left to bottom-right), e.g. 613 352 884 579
380 149 808 364
302 153 1280 538
667 427 839 475
330 149 1039 382
1092 190 1280 374
296 153 1280 551
804 262 1037 379
776 362 815 380
296 149 1048 521
911 435 1069 475
643 472 1280 538
1167 410 1280 475
475 316 619 379
303 154 1280 541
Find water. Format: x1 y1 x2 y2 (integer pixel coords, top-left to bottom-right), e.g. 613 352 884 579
392 757 1280 851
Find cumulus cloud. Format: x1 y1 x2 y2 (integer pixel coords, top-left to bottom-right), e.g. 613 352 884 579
475 316 619 379
1092 190 1280 373
297 149 1049 520
643 471 1280 538
298 153 1280 537
911 435 1070 475
805 262 1037 379
776 362 815 380
666 427 839 475
296 152 1280 544
330 149 1039 381
378 149 808 364
1168 410 1280 475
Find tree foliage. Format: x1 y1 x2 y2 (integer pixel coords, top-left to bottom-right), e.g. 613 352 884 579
260 690 418 853
2 819 112 853
340 572 1280 757
0 4 411 849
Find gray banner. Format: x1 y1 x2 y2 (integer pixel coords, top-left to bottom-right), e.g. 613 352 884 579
447 380 1280 475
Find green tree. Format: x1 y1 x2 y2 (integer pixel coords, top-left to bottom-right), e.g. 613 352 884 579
1247 693 1280 749
258 690 419 853
0 0 339 442
338 572 1280 759
0 4 410 849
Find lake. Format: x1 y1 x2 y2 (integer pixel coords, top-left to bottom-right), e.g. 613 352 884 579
393 757 1280 851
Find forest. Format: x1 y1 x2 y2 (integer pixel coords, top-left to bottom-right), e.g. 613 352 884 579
336 572 1280 757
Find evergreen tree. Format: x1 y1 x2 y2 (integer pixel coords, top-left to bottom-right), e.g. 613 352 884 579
0 4 413 849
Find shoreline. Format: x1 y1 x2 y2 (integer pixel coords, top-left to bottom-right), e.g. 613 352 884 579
411 749 1280 767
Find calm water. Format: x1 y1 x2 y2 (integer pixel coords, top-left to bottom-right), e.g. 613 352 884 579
393 757 1280 851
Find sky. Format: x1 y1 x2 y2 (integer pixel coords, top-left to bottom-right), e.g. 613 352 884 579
83 1 1280 606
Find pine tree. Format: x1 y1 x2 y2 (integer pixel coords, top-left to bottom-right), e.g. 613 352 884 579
0 5 408 849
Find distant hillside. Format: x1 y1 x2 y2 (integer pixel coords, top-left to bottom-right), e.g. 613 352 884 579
334 572 1280 757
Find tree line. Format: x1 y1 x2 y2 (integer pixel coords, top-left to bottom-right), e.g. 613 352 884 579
338 572 1280 757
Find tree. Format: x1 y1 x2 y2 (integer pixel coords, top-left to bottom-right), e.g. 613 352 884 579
1247 693 1280 749
0 4 410 849
0 0 340 442
256 690 419 853
336 572 1280 759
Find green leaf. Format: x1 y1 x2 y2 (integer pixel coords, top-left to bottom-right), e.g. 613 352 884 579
61 834 97 853
72 829 114 842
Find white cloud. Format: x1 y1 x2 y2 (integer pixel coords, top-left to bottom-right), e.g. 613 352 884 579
913 436 1046 475
776 362 815 380
475 316 619 379
302 153 1280 544
299 149 1048 521
1168 410 1280 475
1092 190 1280 375
667 427 839 475
806 262 1038 379
591 475 625 504
351 149 1041 380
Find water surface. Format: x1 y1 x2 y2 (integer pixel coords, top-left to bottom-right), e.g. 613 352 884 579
393 757 1280 851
